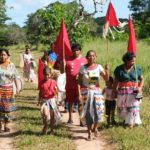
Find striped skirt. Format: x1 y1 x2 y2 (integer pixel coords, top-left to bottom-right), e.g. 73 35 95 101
117 81 142 125
80 88 105 125
0 84 16 121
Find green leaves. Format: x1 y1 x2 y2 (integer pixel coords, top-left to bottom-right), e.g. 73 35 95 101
26 1 91 45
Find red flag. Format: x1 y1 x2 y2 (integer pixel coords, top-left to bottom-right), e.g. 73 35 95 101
127 16 136 55
54 19 72 60
38 58 44 89
104 1 119 28
103 2 119 38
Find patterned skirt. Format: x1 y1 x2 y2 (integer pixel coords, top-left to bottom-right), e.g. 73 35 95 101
41 98 61 125
0 84 16 121
80 88 105 125
117 81 142 125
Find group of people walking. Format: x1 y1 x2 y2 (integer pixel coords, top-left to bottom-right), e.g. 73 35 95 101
0 42 144 141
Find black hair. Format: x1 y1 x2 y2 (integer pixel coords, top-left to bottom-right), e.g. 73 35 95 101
86 50 96 58
0 48 10 56
71 43 81 51
122 52 136 63
25 44 31 49
50 42 55 46
43 66 51 74
109 76 113 83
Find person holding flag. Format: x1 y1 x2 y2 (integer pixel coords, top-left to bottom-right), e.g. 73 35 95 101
64 43 87 124
53 19 87 125
113 16 144 128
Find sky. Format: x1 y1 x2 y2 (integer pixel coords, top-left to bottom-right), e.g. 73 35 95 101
6 0 130 27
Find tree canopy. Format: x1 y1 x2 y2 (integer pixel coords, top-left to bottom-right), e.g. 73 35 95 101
26 1 97 45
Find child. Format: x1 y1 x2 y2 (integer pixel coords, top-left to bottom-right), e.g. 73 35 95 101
56 69 66 107
38 67 61 134
103 76 116 126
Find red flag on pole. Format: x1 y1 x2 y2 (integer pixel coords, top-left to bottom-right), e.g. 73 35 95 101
37 58 44 89
54 19 72 60
127 15 136 55
104 2 119 28
103 1 119 38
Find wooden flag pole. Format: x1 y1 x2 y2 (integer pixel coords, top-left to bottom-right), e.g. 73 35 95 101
106 38 109 64
62 39 66 73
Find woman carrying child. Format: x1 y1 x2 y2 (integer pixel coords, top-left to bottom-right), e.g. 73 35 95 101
38 67 61 134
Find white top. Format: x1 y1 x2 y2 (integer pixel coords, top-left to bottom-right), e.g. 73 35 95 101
103 87 114 101
23 53 33 63
79 64 104 88
57 73 66 92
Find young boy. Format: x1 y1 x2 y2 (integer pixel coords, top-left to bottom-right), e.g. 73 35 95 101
38 67 61 134
103 76 116 126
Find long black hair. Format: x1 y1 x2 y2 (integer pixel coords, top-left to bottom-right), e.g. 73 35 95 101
122 52 136 63
0 48 10 56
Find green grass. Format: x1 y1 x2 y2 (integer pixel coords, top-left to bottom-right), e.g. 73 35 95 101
8 45 75 150
7 38 150 150
14 82 75 150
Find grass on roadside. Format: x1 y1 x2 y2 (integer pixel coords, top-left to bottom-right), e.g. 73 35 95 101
8 38 150 150
14 82 75 150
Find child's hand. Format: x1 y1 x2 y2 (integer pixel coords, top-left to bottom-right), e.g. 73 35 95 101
105 64 109 71
112 89 117 99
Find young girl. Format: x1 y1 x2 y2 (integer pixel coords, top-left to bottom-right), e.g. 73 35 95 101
38 67 61 134
103 76 116 126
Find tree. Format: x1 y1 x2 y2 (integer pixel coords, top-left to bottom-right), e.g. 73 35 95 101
128 0 150 38
26 1 97 45
7 23 27 44
0 0 10 26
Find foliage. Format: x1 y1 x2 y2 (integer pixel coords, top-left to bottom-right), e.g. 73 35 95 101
8 39 150 150
0 24 26 46
129 0 150 38
26 1 92 45
7 23 27 44
0 0 10 26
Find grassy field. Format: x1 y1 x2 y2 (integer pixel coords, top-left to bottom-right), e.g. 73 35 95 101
8 38 150 150
9 45 75 150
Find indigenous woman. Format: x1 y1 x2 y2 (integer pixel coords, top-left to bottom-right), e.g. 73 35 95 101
23 45 36 82
113 52 144 128
0 48 20 132
78 50 109 140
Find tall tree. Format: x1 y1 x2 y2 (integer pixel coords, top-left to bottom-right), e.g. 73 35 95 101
26 1 96 45
128 0 150 38
0 0 10 26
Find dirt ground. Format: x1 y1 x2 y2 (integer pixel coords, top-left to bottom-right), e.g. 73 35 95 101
61 107 115 150
0 122 16 150
0 107 115 150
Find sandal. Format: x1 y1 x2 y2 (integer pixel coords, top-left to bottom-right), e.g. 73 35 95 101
0 123 2 130
67 119 73 124
4 127 10 132
94 130 100 137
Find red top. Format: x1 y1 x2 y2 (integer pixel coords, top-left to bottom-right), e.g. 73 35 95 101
39 79 57 99
66 57 87 89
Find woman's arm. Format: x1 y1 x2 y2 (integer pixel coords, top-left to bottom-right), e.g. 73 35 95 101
138 75 144 93
77 73 83 102
14 78 19 95
100 64 109 82
112 77 119 98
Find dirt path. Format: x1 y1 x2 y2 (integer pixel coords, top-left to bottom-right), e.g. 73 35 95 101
61 107 114 150
0 103 114 150
0 122 16 150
